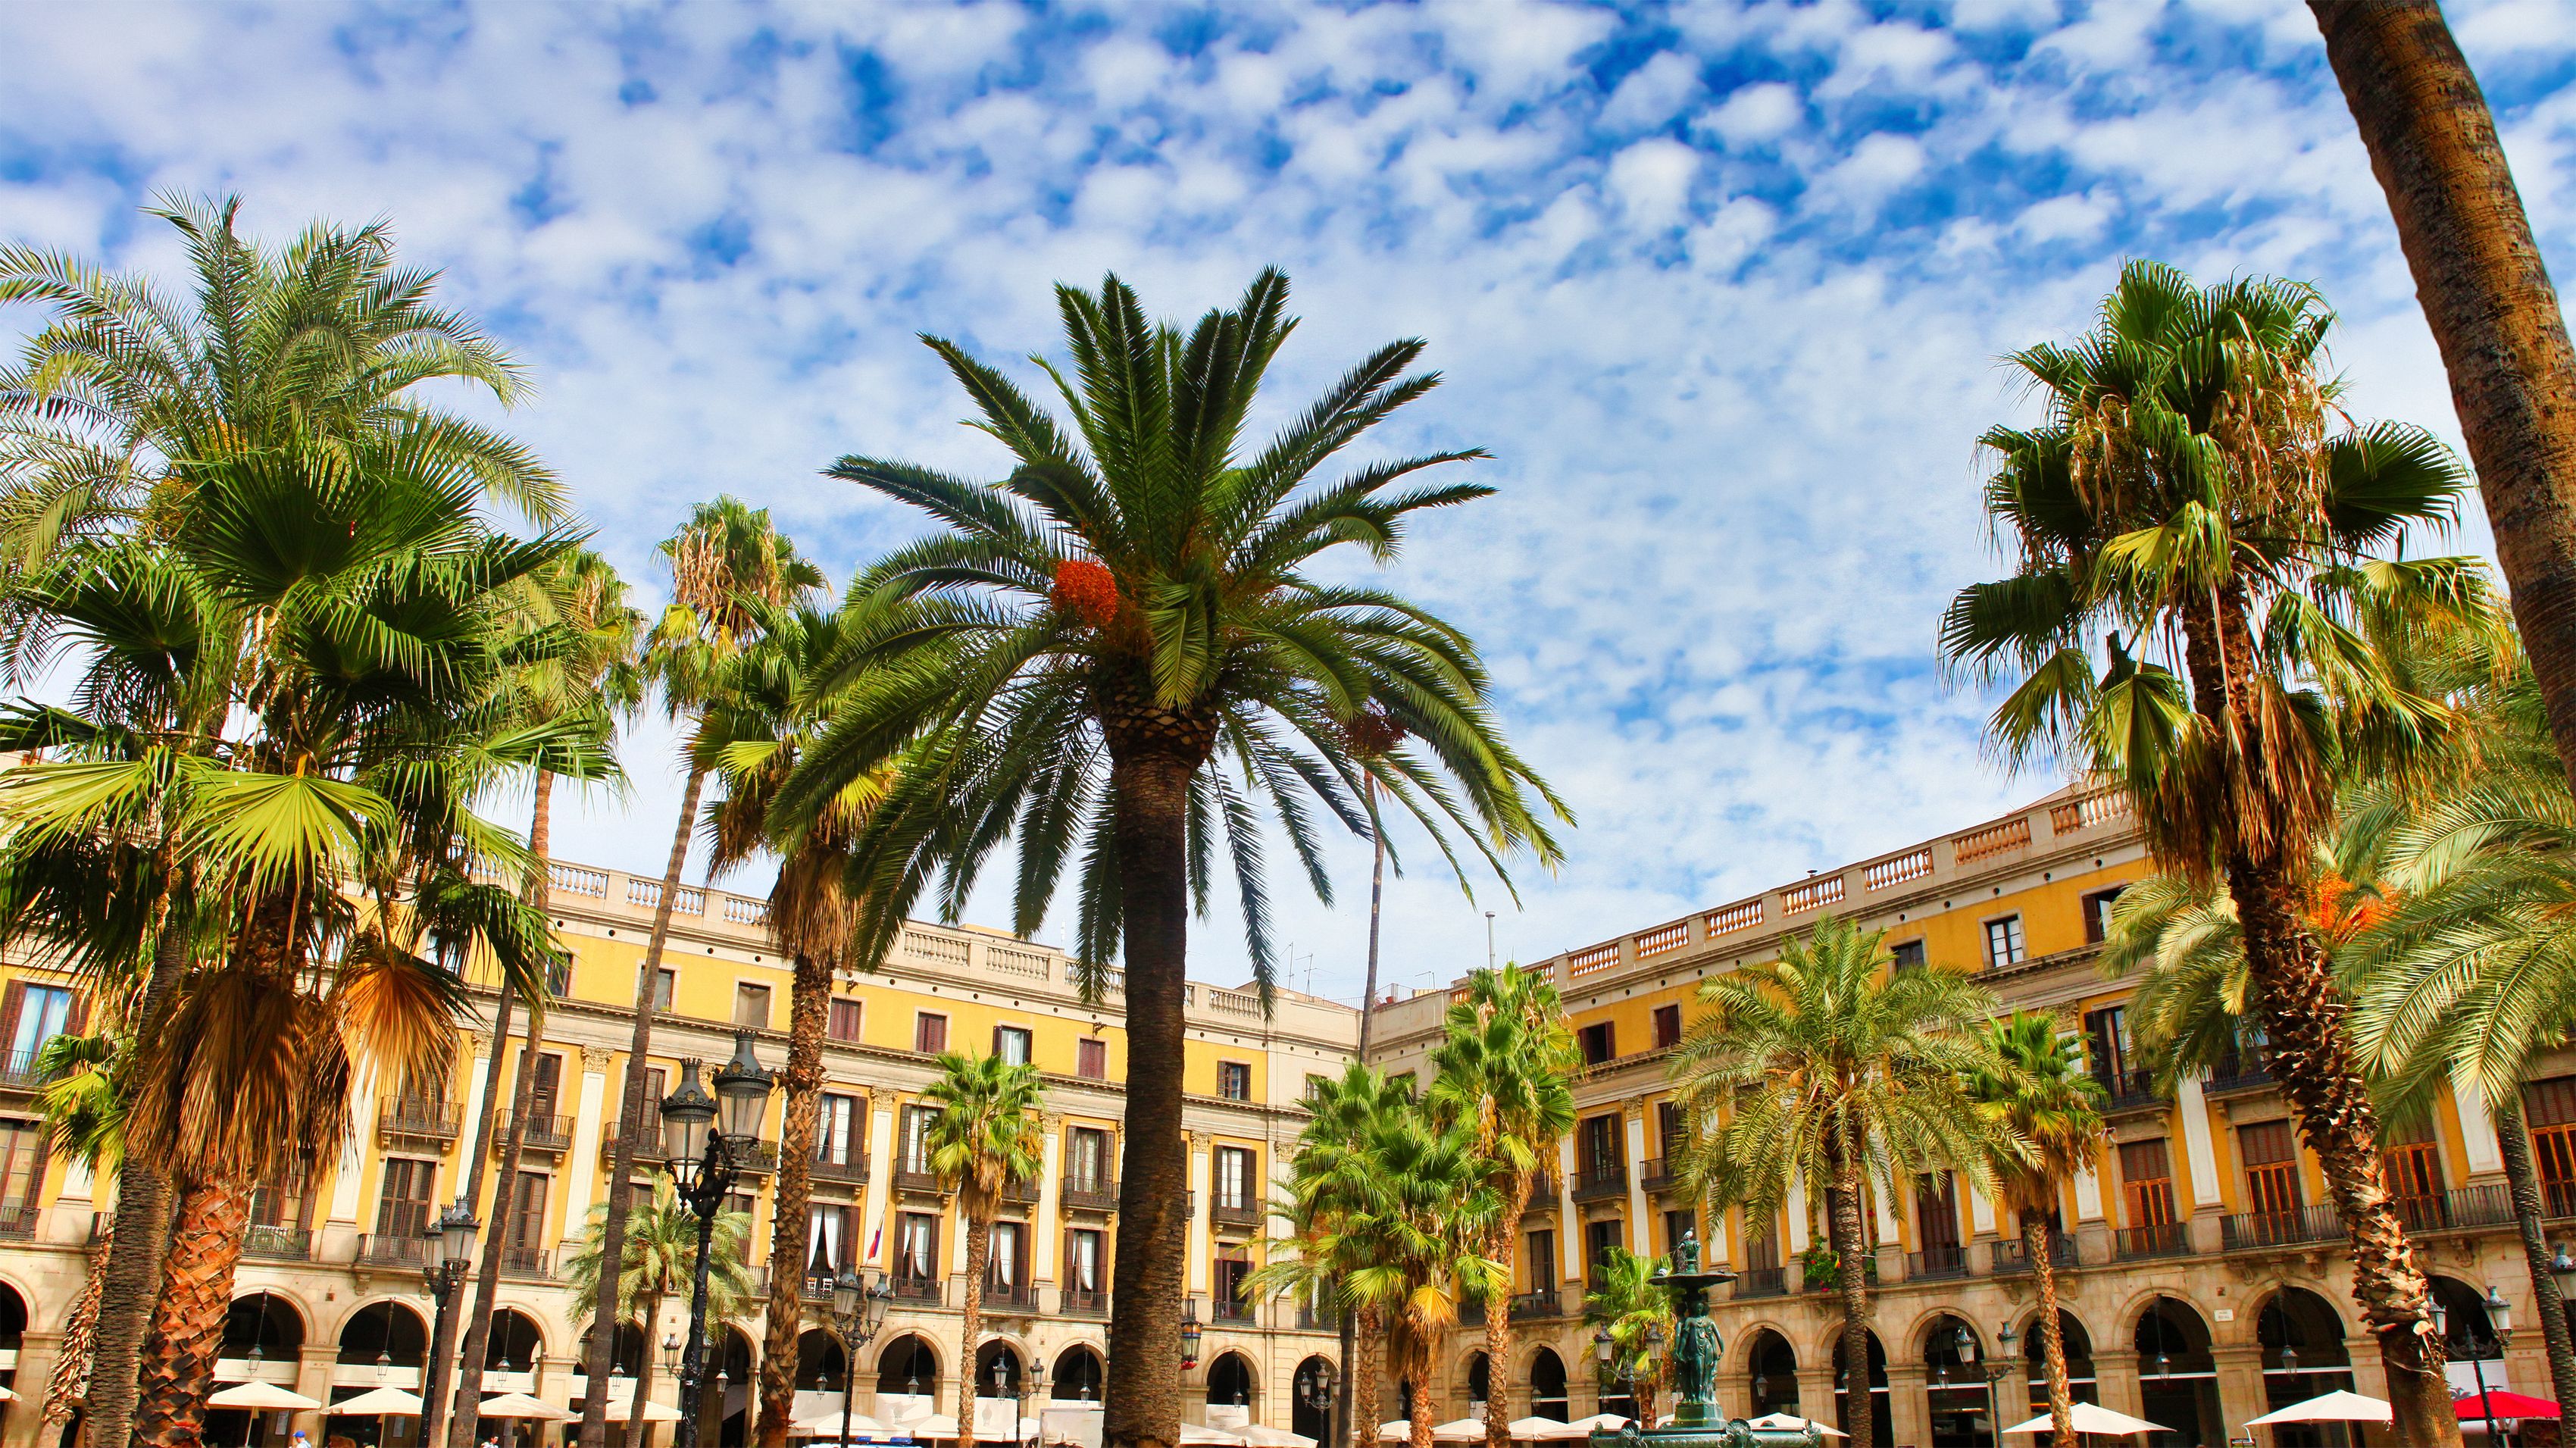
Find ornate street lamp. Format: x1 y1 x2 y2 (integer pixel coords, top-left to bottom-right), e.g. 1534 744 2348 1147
665 1034 775 1448
1181 1317 1205 1371
830 1267 895 1448
1302 1361 1339 1446
417 1198 480 1447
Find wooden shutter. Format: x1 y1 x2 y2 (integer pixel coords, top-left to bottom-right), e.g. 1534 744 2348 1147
0 982 25 1063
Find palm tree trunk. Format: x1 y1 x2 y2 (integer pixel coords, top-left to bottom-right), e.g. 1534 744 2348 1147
2309 2 2576 799
1346 784 1385 1448
624 1289 665 1448
758 951 833 1448
1483 1171 1527 1448
1827 1161 1873 1448
580 765 706 1448
45 1217 108 1428
1103 744 1199 1448
91 875 192 1448
129 1175 252 1448
2027 1214 2072 1448
1352 1308 1383 1448
958 1214 989 1448
1405 1323 1436 1448
2492 1104 2576 1410
453 1012 544 1448
433 980 517 1439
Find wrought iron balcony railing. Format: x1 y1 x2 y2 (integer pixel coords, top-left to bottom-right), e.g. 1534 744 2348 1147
2219 1205 2343 1252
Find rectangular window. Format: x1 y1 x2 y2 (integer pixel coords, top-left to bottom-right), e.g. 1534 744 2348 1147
1651 1005 1682 1050
1068 1127 1109 1191
2084 887 2127 945
1984 915 2027 968
1580 1114 1619 1174
652 968 676 1012
1526 1231 1556 1290
374 1158 438 1239
1915 1171 1962 1249
2526 1077 2576 1218
897 1212 939 1283
2239 1120 2303 1217
815 1093 861 1166
827 998 864 1044
993 1025 1033 1066
1215 1146 1256 1211
1077 1038 1108 1080
1584 1218 1625 1275
1577 1021 1616 1065
529 1052 564 1121
1890 939 1927 973
901 1105 938 1174
1218 1061 1252 1101
1655 1101 1683 1161
1662 1207 1697 1257
1305 1073 1330 1101
1214 1250 1251 1307
509 1171 550 1253
1064 1227 1103 1291
2084 1006 2134 1090
2384 1139 2446 1208
249 1156 312 1229
807 1202 853 1274
914 1013 947 1055
546 954 574 999
2119 1138 2178 1228
726 1190 758 1260
734 984 772 1030
5 984 73 1063
987 1220 1027 1290
1744 1212 1782 1271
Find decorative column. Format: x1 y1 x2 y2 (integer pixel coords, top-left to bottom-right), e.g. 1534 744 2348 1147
2452 1074 2509 1184
861 1087 897 1271
1886 1362 1929 1448
1035 1112 1064 1290
1622 1104 1652 1242
2174 1077 2224 1252
2210 1344 2268 1439
1187 1131 1214 1304
1556 1137 1583 1290
560 1046 614 1228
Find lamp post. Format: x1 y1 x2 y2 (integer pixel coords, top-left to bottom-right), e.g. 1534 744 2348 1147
1182 1318 1205 1372
2439 1287 2517 1427
1302 1361 1339 1446
417 1199 480 1448
664 1034 775 1448
1027 1358 1050 1445
830 1267 894 1448
1987 1323 2016 1448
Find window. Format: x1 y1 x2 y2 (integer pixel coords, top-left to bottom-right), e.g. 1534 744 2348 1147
1580 1114 1619 1174
529 1052 563 1121
652 968 676 1012
1077 1038 1108 1080
1064 1228 1103 1294
993 1025 1032 1065
1651 1005 1682 1050
1984 915 2027 968
734 984 772 1030
1068 1127 1110 1192
896 1212 940 1284
726 1190 758 1260
807 1203 853 1274
987 1220 1029 1293
1914 1171 1960 1249
249 1157 313 1230
2119 1138 2177 1228
2239 1120 2303 1217
914 1012 948 1054
900 1105 939 1174
1213 1250 1251 1307
1655 1101 1683 1161
1889 939 1927 973
815 1093 861 1166
374 1158 438 1239
2083 887 2127 945
1305 1073 1330 1101
1217 1061 1252 1101
1577 1021 1615 1065
508 1172 550 1259
2084 1006 2134 1091
1584 1218 1624 1275
827 998 863 1044
2526 1077 2576 1218
1215 1146 1256 1211
3 983 74 1063
546 954 574 999
1662 1208 1697 1256
1525 1231 1556 1290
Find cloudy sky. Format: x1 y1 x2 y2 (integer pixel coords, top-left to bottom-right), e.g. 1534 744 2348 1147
8 0 2574 1004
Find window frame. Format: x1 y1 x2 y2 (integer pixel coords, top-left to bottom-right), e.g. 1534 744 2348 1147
993 1024 1033 1066
1216 1060 1252 1101
914 1012 949 1055
1983 913 2027 969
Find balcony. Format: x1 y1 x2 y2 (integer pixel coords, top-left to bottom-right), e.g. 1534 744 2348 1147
608 1107 664 1153
1064 1287 1110 1318
499 1246 553 1281
2206 1060 2274 1096
499 1112 577 1155
1211 1197 1266 1231
809 1152 870 1187
893 1274 943 1304
984 1280 1039 1314
1296 1303 1338 1331
1990 1237 2077 1275
1640 1159 1677 1194
1061 1177 1118 1214
379 1097 462 1141
1212 1297 1256 1325
802 1274 842 1304
1457 1299 1487 1328
2220 1205 2343 1252
1905 1244 1968 1281
356 1233 430 1268
1571 1159 1628 1204
2547 1181 2576 1221
2092 1069 2164 1117
2112 1223 2191 1261
0 1050 52 1093
2392 1187 2514 1233
727 1140 779 1176
242 1224 312 1262
1509 1288 1563 1321
1733 1267 1788 1299
1001 1174 1041 1208
894 1167 943 1197
1524 1172 1562 1209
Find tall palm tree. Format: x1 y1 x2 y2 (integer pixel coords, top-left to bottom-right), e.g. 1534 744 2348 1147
0 194 560 1448
2306 4 2576 801
565 1179 758 1448
779 268 1567 1448
1428 963 1577 1448
1668 916 1999 1448
1939 261 2478 1448
577 501 821 1448
1364 1109 1501 1448
1580 1248 1671 1426
918 1050 1046 1448
31 1028 127 1432
1967 1015 2103 1448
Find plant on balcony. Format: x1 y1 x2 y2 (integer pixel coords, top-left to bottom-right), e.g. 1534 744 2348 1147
1942 260 2484 1448
1968 1013 2106 1448
1581 1247 1672 1426
921 1049 1046 1448
773 267 1566 1448
1429 962 1577 1448
565 1178 755 1448
1669 915 1999 1448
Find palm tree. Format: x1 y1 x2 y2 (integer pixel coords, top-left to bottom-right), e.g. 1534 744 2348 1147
1580 1248 1672 1425
779 268 1567 1448
918 1050 1046 1448
2307 5 2576 800
1967 1015 2104 1448
565 1179 758 1448
0 193 561 1448
448 547 645 1448
1939 260 2479 1448
1428 963 1577 1448
701 598 893 1448
31 1029 126 1432
1668 916 1999 1448
577 501 821 1448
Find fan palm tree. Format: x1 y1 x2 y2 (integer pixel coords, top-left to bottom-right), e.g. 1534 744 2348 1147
1939 260 2482 1448
0 194 561 1448
30 1028 126 1432
1428 963 1577 1448
577 501 821 1448
1580 1248 1672 1426
1668 916 2000 1448
1366 1113 1504 1448
565 1179 758 1448
917 1050 1046 1448
1967 1014 2105 1448
777 268 1567 1448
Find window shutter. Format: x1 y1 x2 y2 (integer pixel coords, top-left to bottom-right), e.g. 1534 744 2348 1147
0 981 24 1061
65 989 88 1037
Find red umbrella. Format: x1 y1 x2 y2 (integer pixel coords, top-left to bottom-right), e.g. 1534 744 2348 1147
2456 1392 2560 1421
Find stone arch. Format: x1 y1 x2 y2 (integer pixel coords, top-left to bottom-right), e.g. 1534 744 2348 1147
1292 1356 1335 1441
977 1339 1027 1398
1917 1313 1990 1448
0 1282 25 1352
1205 1350 1258 1409
2428 1275 2506 1367
1461 1351 1491 1409
2014 1310 2097 1409
876 1333 942 1396
2131 1296 2220 1448
483 1307 543 1372
335 1300 429 1368
221 1290 307 1362
798 1328 846 1392
1828 1329 1890 1448
2253 1284 2352 1415
610 1319 649 1377
1740 1328 1796 1417
1528 1346 1569 1422
1053 1345 1105 1403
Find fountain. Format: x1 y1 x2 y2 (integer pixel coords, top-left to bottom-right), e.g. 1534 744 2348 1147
1590 1231 1819 1448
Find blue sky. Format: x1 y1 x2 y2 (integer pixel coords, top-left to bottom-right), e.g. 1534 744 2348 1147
8 0 2576 1003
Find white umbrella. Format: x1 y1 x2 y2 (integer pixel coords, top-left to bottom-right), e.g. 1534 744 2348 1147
479 1393 574 1422
2002 1404 2170 1438
2243 1390 2392 1428
1236 1428 1315 1448
1552 1418 1633 1437
605 1400 682 1424
1179 1428 1247 1447
797 1411 896 1440
1433 1422 1493 1443
1506 1418 1591 1442
208 1383 323 1411
328 1388 424 1417
0 1386 18 1403
902 1415 1043 1442
1745 1415 1846 1440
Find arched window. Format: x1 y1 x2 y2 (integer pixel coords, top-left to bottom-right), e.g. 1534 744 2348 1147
1292 1357 1335 1442
1530 1349 1569 1423
977 1340 1026 1399
1830 1331 1890 1448
1743 1331 1796 1417
2018 1312 2096 1411
1467 1353 1491 1408
1921 1315 1987 1448
877 1334 941 1397
799 1328 848 1392
221 1293 305 1362
2133 1297 2218 1448
336 1302 428 1368
1206 1352 1257 1409
483 1309 542 1373
1053 1346 1105 1403
2257 1286 2353 1447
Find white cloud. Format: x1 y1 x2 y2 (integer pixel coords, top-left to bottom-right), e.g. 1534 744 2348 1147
1699 81 1802 148
1599 52 1702 133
